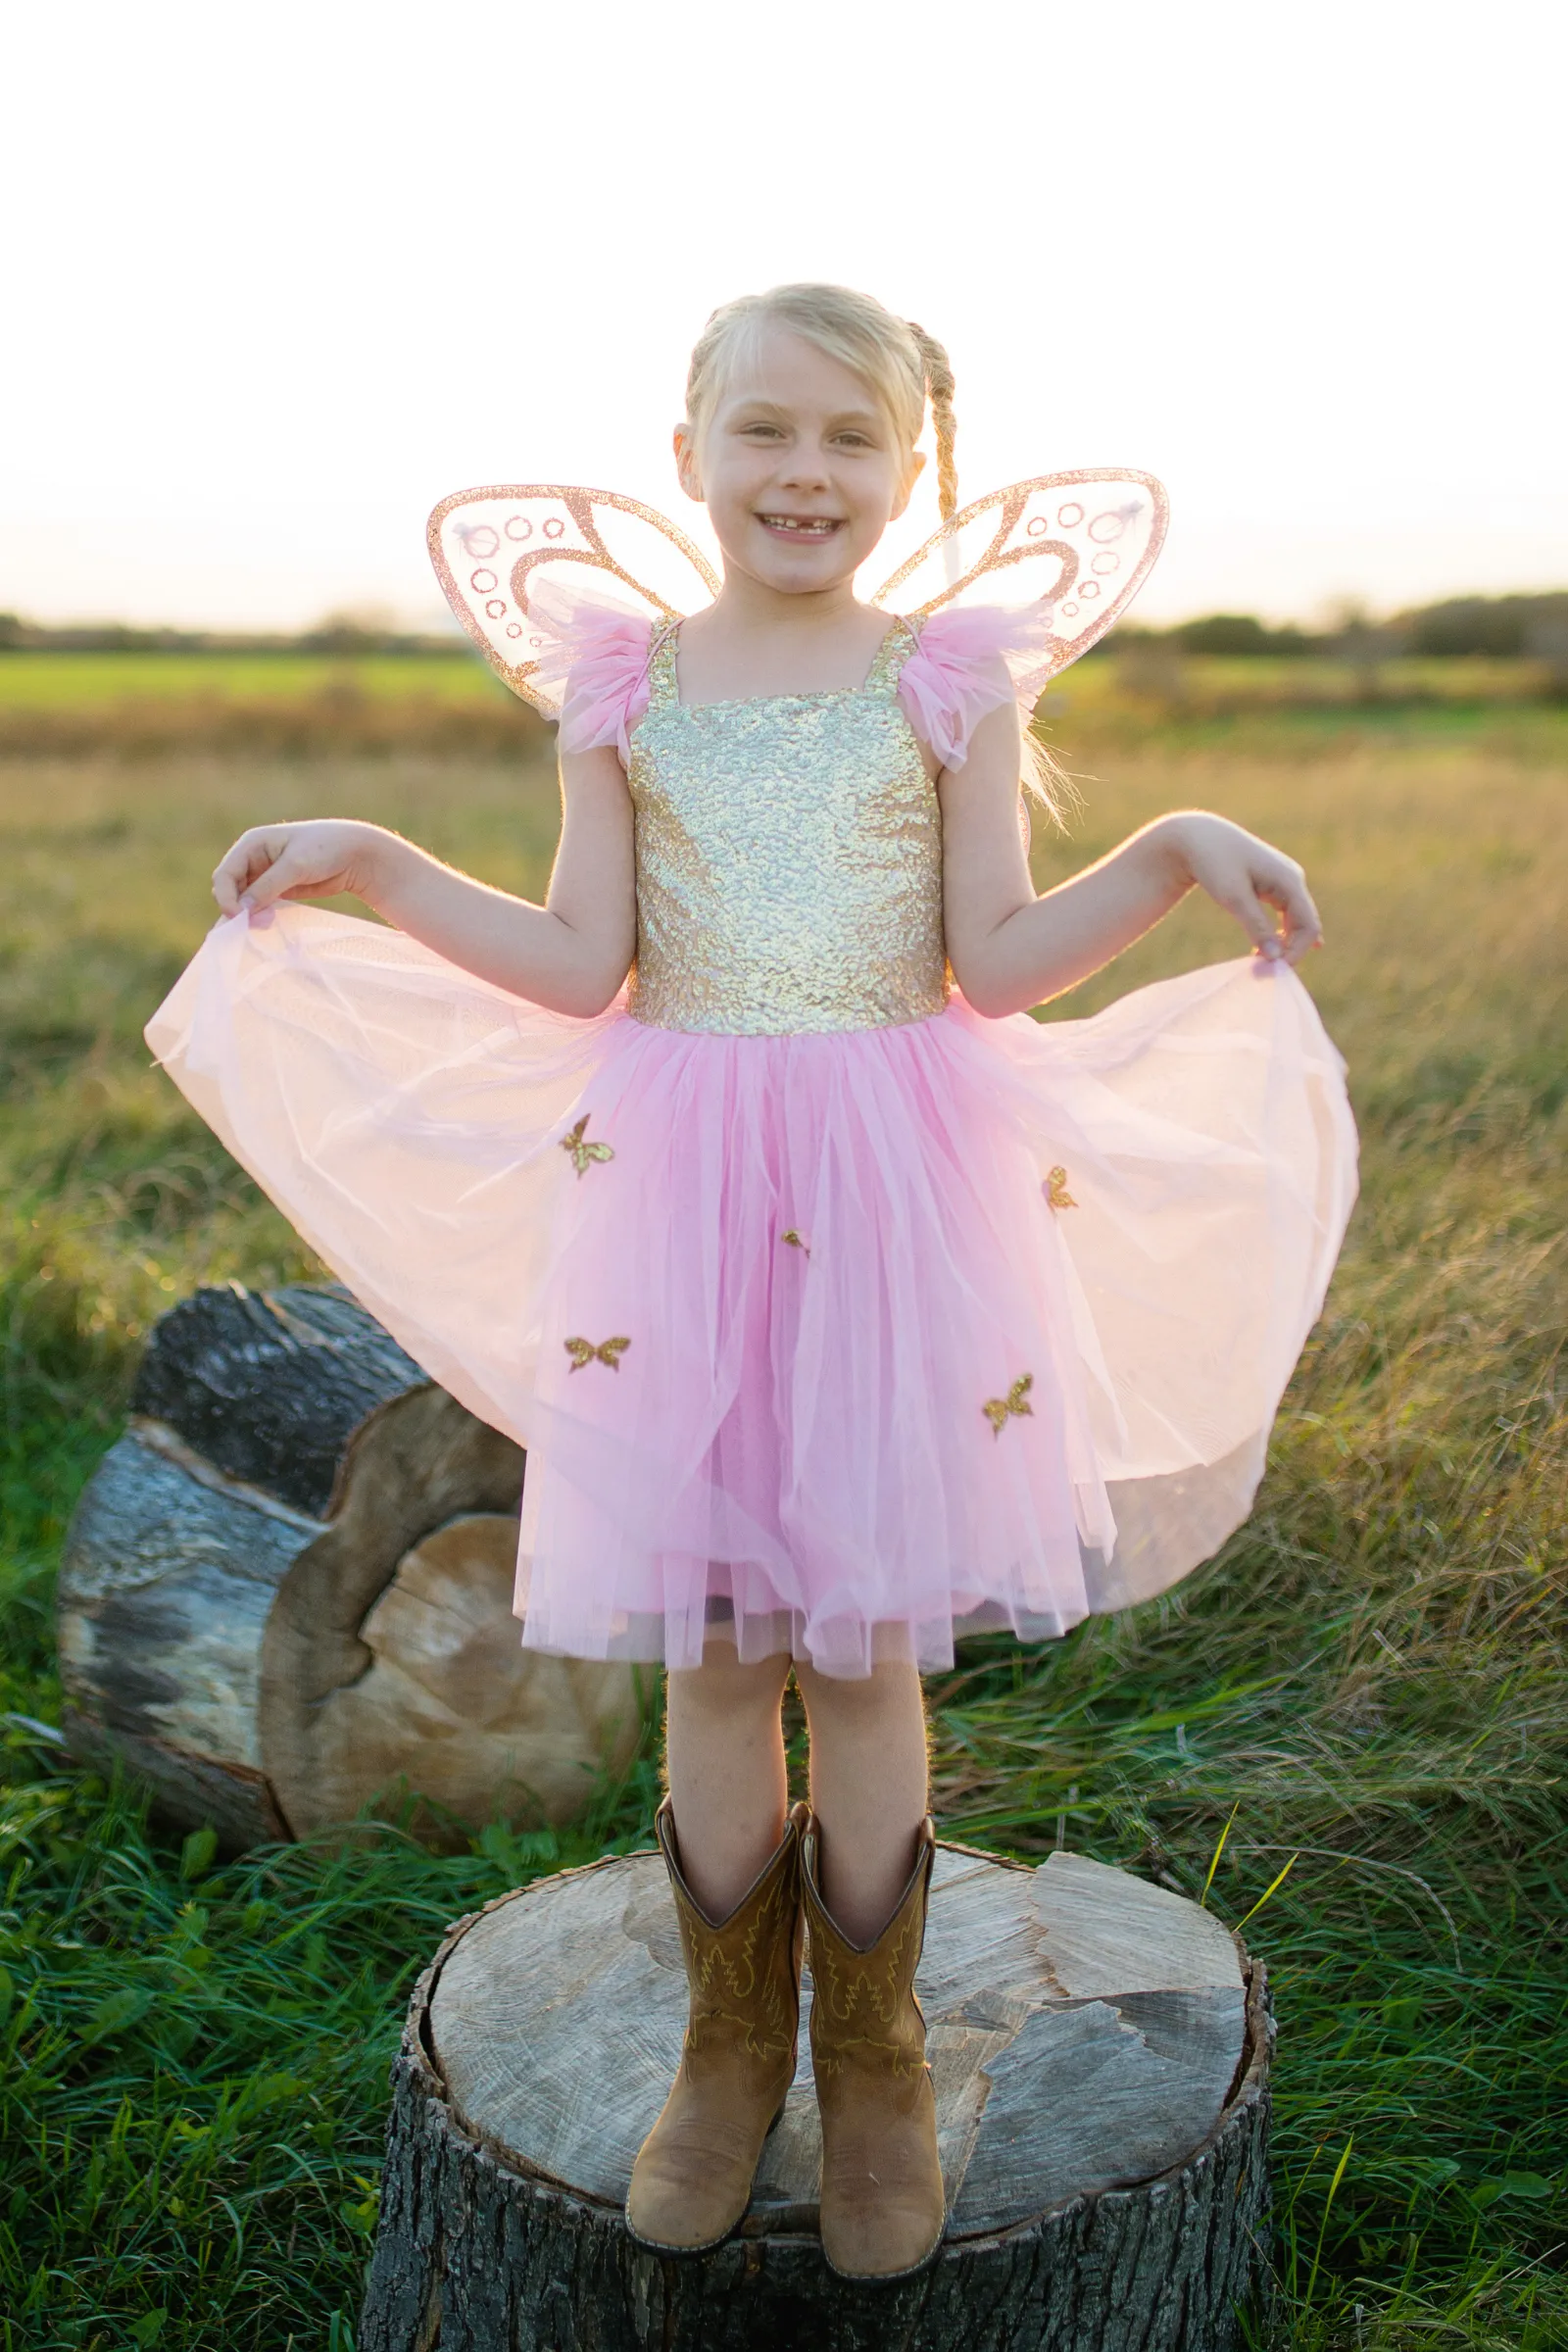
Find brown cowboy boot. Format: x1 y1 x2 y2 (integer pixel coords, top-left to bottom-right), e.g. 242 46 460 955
801 1813 947 2280
626 1797 807 2252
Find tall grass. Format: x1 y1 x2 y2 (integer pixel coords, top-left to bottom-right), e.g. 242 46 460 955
1 710 1564 2349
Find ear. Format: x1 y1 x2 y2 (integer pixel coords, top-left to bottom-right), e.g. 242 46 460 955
889 447 926 523
672 422 705 506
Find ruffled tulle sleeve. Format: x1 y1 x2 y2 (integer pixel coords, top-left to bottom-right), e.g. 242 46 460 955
525 578 658 760
896 598 1056 771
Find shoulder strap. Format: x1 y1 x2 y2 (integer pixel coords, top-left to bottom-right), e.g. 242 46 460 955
864 616 918 696
644 623 680 713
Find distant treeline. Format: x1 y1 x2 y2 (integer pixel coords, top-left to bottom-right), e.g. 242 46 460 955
2 591 1566 662
0 613 466 657
1122 591 1568 661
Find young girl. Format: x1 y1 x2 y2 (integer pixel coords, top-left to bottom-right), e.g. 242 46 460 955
148 283 1355 2283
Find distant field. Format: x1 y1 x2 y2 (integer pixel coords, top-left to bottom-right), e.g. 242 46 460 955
0 650 538 759
0 649 1553 760
1 710 1565 2349
0 651 492 708
1064 651 1552 711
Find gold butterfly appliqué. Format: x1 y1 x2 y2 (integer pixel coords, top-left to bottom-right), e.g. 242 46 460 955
983 1373 1035 1437
781 1229 811 1255
561 1116 615 1178
564 1336 631 1373
1045 1166 1078 1211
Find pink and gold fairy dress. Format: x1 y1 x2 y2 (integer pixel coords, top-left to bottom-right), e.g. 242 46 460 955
146 475 1357 1677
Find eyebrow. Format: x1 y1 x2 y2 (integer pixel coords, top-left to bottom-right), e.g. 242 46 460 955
725 398 885 430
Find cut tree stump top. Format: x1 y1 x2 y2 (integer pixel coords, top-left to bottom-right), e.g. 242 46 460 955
430 1842 1250 2239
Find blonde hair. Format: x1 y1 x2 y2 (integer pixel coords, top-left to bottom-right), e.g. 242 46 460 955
684 282 960 521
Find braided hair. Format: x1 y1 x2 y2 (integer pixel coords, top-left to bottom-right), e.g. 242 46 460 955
906 321 958 521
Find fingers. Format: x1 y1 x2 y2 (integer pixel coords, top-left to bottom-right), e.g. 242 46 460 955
1257 865 1323 965
1216 877 1291 962
1231 893 1285 959
242 841 313 913
212 825 336 915
212 828 279 915
1230 859 1322 968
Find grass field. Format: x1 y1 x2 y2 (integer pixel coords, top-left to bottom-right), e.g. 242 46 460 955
0 647 1553 759
1 688 1564 2348
0 653 534 761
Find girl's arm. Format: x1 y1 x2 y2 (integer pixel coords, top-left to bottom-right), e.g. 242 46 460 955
938 702 1322 1018
210 744 637 1017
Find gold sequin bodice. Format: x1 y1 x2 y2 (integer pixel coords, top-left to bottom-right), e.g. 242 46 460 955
625 622 949 1036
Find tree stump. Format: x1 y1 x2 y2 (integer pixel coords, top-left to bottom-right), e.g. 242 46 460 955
361 1843 1273 2352
57 1284 643 1850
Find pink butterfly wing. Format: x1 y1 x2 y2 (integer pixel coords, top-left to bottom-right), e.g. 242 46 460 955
870 470 1169 686
427 485 721 718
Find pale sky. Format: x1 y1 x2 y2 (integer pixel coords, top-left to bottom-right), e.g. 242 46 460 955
4 0 1563 631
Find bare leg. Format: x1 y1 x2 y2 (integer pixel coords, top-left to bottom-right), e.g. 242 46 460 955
794 1659 930 1944
663 1641 794 1919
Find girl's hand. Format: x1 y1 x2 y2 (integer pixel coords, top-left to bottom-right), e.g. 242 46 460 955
1164 811 1322 965
212 819 399 917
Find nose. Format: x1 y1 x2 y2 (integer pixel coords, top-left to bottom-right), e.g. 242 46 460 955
777 436 831 492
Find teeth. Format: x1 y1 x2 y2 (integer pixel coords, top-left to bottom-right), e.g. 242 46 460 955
763 515 835 533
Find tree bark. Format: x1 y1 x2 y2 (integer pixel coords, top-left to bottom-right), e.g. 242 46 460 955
127 1281 434 1517
59 1285 642 1850
361 1844 1274 2352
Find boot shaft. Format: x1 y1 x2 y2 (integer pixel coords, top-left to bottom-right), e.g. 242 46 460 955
801 1817 935 2090
658 1798 807 2069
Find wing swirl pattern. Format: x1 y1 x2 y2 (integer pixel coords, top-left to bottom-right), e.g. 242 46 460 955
871 469 1169 683
427 485 721 719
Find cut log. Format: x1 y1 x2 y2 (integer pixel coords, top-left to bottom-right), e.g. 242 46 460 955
360 1844 1273 2352
58 1284 644 1850
125 1281 435 1517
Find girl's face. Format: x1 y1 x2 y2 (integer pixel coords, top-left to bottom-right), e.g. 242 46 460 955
675 324 922 598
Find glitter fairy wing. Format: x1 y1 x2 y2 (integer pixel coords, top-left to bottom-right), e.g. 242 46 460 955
427 486 721 721
870 470 1168 691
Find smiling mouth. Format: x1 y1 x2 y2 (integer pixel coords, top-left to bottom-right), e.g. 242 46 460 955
757 514 842 537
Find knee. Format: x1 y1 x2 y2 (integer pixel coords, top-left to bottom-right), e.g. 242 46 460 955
668 1642 791 1728
795 1659 925 1735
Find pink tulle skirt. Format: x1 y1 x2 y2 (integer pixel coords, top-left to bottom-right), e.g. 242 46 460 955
147 908 1356 1677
